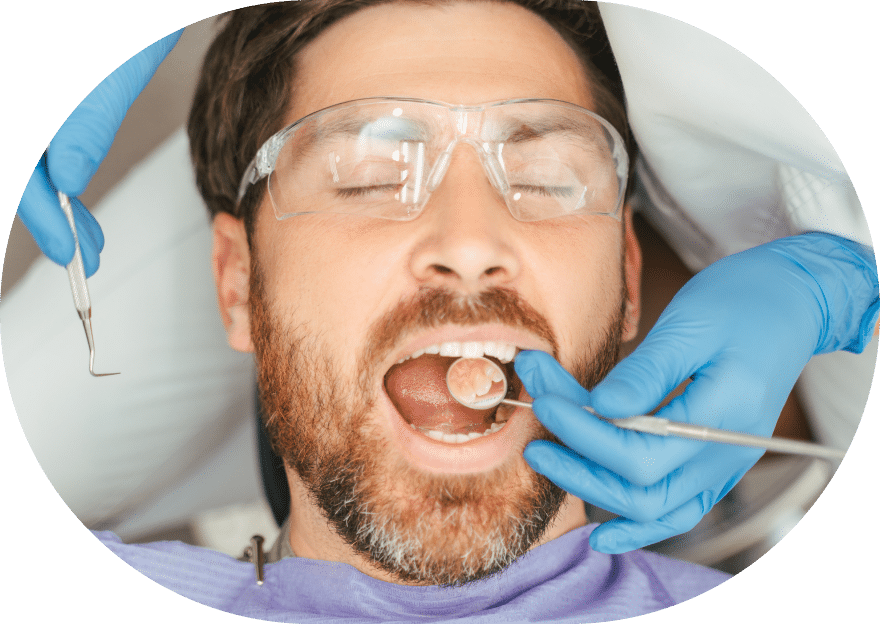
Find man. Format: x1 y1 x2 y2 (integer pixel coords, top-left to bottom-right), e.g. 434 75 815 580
88 1 728 620
207 0 646 585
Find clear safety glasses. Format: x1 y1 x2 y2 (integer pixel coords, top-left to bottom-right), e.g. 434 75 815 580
237 97 628 222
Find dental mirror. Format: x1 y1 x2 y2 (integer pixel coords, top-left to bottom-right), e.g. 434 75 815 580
446 356 531 410
444 356 845 460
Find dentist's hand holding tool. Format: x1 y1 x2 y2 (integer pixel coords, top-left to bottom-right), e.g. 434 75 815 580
17 30 183 277
516 233 879 554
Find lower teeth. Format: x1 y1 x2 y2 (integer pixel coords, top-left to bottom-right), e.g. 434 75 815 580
412 421 507 444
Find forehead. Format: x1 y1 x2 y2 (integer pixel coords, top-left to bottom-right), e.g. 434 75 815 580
289 1 596 123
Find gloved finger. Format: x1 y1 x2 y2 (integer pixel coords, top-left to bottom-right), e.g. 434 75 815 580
524 439 689 520
524 440 643 516
71 196 105 253
588 494 710 554
18 158 75 265
47 29 183 196
515 350 591 405
524 437 758 520
71 198 102 277
530 394 706 485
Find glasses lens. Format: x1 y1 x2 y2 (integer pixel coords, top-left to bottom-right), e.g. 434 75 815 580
484 102 625 221
265 100 625 221
268 102 449 220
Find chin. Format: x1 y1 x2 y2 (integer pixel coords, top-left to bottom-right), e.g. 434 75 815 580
314 338 571 586
335 407 568 586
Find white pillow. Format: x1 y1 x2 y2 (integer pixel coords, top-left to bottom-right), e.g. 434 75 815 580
600 4 871 272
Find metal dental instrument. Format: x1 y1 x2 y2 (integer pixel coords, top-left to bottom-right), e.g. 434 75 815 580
446 357 844 461
58 191 120 378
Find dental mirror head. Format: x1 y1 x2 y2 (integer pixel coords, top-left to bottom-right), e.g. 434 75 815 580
446 356 508 410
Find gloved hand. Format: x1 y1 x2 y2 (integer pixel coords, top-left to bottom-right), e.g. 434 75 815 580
17 30 183 277
517 232 879 554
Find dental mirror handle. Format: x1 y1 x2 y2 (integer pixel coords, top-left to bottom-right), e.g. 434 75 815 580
499 398 845 461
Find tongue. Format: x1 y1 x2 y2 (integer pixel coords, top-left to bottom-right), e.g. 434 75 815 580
385 354 495 433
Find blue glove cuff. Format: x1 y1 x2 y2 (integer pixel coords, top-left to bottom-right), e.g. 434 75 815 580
774 232 879 355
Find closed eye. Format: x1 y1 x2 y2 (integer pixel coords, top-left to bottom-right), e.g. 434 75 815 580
336 184 402 199
511 184 578 198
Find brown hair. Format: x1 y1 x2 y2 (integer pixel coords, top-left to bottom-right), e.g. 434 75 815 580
187 0 632 241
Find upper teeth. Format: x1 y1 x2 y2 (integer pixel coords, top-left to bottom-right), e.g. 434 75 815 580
397 341 518 364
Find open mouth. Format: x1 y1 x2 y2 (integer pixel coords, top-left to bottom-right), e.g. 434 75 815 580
383 341 523 444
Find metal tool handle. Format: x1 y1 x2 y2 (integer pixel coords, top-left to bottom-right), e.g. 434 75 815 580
57 191 119 377
607 415 845 461
500 399 844 461
58 191 91 314
663 419 845 460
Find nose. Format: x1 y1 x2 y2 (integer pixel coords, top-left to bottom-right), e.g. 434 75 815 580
408 147 522 293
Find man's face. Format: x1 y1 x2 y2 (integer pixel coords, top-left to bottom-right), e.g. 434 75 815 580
214 1 641 585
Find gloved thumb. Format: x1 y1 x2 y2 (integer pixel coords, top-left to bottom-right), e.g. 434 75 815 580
515 350 592 405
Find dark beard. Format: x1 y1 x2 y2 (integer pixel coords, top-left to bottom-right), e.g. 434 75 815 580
251 264 625 586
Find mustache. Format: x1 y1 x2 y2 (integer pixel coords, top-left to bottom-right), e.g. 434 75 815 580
360 286 559 369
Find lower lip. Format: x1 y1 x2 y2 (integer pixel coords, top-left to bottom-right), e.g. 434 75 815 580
378 385 531 474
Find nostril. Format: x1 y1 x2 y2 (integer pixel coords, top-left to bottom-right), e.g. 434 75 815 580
425 263 510 281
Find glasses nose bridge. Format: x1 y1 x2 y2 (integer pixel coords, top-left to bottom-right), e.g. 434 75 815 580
448 103 485 137
428 106 508 196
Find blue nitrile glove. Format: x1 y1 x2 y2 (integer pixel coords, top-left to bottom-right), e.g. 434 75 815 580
17 30 182 277
517 232 879 554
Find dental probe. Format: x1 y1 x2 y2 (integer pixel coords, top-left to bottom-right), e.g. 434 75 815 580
57 191 120 378
446 356 844 461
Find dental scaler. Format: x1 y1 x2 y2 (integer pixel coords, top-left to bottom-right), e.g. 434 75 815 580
58 191 119 378
446 356 843 461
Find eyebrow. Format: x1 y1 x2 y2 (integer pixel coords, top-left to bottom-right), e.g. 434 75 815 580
298 113 433 149
496 114 603 143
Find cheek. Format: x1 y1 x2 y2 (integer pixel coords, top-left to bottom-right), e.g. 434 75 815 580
530 220 624 352
257 217 410 365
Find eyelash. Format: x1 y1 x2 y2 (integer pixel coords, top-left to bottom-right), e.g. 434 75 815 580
336 183 576 201
336 184 401 199
512 184 576 198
